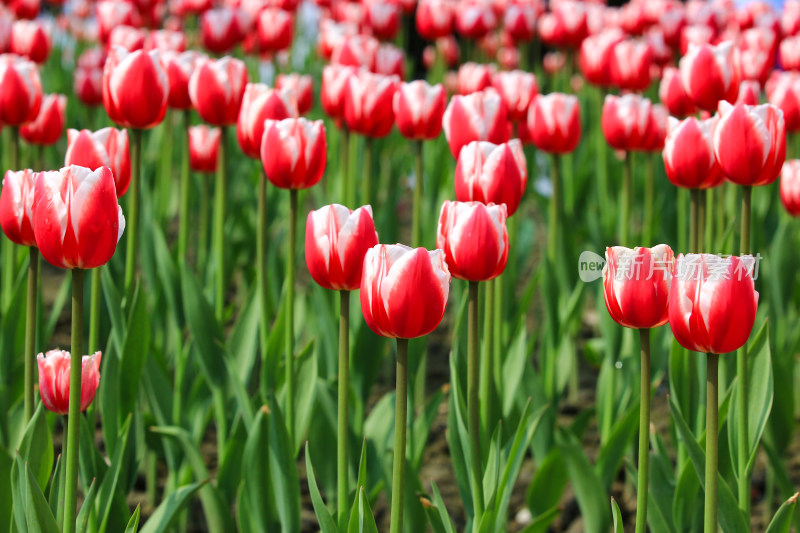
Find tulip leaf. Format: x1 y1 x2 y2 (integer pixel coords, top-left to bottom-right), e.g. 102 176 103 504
46 454 63 521
138 480 206 533
422 482 457 533
555 427 610 533
238 407 272 532
611 497 623 533
765 494 799 533
119 285 151 420
596 399 639 488
290 339 317 455
519 506 561 533
124 505 141 533
227 286 259 386
526 448 567 519
346 486 378 533
17 403 53 492
96 415 133 533
304 442 338 533
75 478 98 533
411 387 446 470
266 396 301 533
11 454 59 533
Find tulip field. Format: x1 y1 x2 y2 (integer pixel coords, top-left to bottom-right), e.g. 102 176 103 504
5 0 800 532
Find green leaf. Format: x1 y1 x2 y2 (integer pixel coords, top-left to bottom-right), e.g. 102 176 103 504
17 404 54 492
346 487 378 533
12 455 59 533
304 442 338 533
519 506 560 533
124 506 141 533
765 494 799 533
596 400 639 487
119 286 151 418
422 482 457 533
227 287 260 385
291 340 318 454
266 397 301 532
526 448 567 517
238 407 271 531
611 497 623 533
555 428 610 533
501 328 528 418
76 479 98 533
138 481 206 533
96 415 133 533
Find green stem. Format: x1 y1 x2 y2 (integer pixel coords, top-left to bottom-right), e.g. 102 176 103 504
3 129 21 310
213 126 228 321
737 185 751 516
363 137 373 206
23 247 39 425
159 111 174 221
285 189 297 450
698 189 706 253
197 172 209 271
341 128 350 205
480 280 494 437
643 155 654 245
258 169 270 399
706 188 715 254
635 329 651 533
124 129 141 296
389 338 409 533
492 275 502 377
412 141 424 247
595 88 609 228
88 267 101 354
63 268 84 533
690 189 699 253
705 353 719 533
337 290 350 524
467 281 485 524
213 388 227 458
601 355 617 442
10 126 19 170
178 110 191 260
620 152 631 246
548 154 561 263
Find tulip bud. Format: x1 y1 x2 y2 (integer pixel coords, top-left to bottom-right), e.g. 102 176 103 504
663 116 723 190
237 83 298 159
321 64 356 122
305 204 379 291
74 48 105 107
257 8 293 53
659 66 696 117
37 350 102 415
343 70 398 138
103 46 169 130
437 200 508 282
366 0 401 41
189 125 221 173
454 140 527 216
372 43 406 79
492 70 538 123
162 50 203 110
456 62 495 95
579 29 625 88
602 94 652 152
276 73 314 115
603 245 674 329
780 160 800 216
189 56 248 127
767 71 800 132
200 7 250 54
393 80 446 140
527 93 581 154
455 0 497 39
10 19 50 64
261 118 327 190
0 169 37 247
609 39 654 92
443 88 510 158
416 0 454 40
360 244 450 339
65 128 131 197
669 254 759 354
0 54 42 126
538 0 587 48
32 166 125 269
504 1 541 43
679 41 741 112
20 93 66 146
332 34 379 68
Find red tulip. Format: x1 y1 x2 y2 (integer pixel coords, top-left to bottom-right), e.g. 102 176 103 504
257 8 293 53
504 0 542 43
783 1 800 36
659 66 696 117
32 166 125 269
713 101 786 186
443 88 509 158
108 25 147 52
20 93 66 146
602 94 652 152
455 0 497 39
305 204 379 291
318 19 358 60
609 39 654 92
437 200 508 282
74 48 105 107
260 118 326 190
365 0 401 41
200 7 250 54
162 50 202 110
189 56 248 127
0 54 42 126
343 70 398 138
321 64 356 122
0 169 37 246
492 70 538 123
679 41 741 112
542 50 565 75
603 245 674 329
579 28 625 87
236 83 297 159
660 5 687 49
679 24 715 56
739 27 777 86
780 35 800 71
103 47 169 130
537 0 587 49
275 73 313 115
416 0 454 40
360 244 450 339
332 34 379 68
663 115 723 189
454 139 527 216
147 29 186 52
641 103 668 152
8 0 39 20
65 128 131 196
10 19 50 64
527 92 581 154
767 71 800 132
188 125 220 173
780 160 800 216
372 43 406 79
645 28 672 66
393 80 446 140
37 350 102 415
669 254 758 354
96 1 140 44
736 80 761 105
456 62 495 95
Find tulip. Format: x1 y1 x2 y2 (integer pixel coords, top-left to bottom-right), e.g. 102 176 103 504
64 128 130 197
454 140 527 216
103 46 169 130
416 0 453 40
609 39 654 92
332 34 379 68
321 64 356 123
443 88 510 158
365 0 401 41
188 56 248 127
148 29 186 52
0 54 42 128
342 70 398 137
780 35 800 71
74 48 105 108
260 118 327 191
504 1 541 43
713 101 786 187
660 6 687 49
200 7 249 54
256 8 293 53
739 27 777 86
188 125 220 173
108 25 147 52
736 80 761 106
10 19 50 64
37 350 102 415
455 0 497 39
659 66 696 117
780 160 800 216
96 0 140 44
0 169 37 247
679 41 741 112
7 0 39 20
767 72 800 132
456 61 495 95
498 47 520 71
601 94 653 152
437 200 508 282
318 19 358 60
236 83 298 159
784 1 800 35
276 73 314 115
393 80 446 141
527 92 581 154
162 50 202 110
579 28 626 88
372 43 405 79
537 0 587 49
20 93 66 147
663 116 723 190
542 51 565 75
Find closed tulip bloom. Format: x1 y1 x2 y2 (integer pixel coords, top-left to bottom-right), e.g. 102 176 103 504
32 166 125 269
416 0 454 40
663 116 723 189
366 0 401 41
443 88 509 157
660 6 687 49
65 128 131 197
372 43 406 79
739 27 777 86
679 41 741 112
609 39 654 92
603 245 674 330
8 0 39 20
360 244 450 339
189 125 220 173
579 28 626 87
318 19 358 60
162 50 202 110
713 101 786 186
74 48 104 107
641 104 668 152
780 160 800 216
780 35 800 71
332 34 380 68
103 46 169 130
783 1 800 35
437 200 508 282
10 19 50 63
96 1 140 44
37 350 102 415
147 29 186 52
393 80 446 140
669 254 758 354
492 70 538 122
767 72 800 132
237 83 298 159
504 1 541 42
457 62 495 95
321 64 356 122
527 93 581 154
0 169 37 246
659 66 696 117
602 94 652 152
257 8 293 53
455 0 497 39
537 1 587 49
0 54 42 126
189 56 248 126
276 73 313 115
108 25 147 52
305 204 379 291
20 93 66 146
260 118 326 190
200 7 249 54
736 80 761 106
343 70 398 138
454 139 527 216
